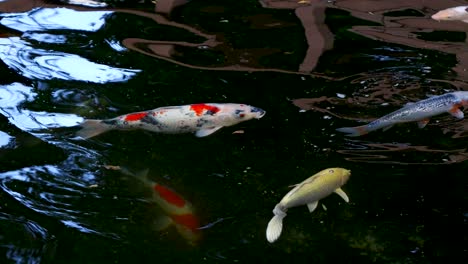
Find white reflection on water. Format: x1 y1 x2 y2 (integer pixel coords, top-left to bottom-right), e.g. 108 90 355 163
0 37 140 83
22 32 68 44
0 7 112 32
0 212 55 264
62 220 103 235
0 83 84 131
0 130 14 147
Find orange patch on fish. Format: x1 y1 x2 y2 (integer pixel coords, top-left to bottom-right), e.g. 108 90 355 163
190 104 220 116
154 184 186 207
124 112 147 121
172 213 199 230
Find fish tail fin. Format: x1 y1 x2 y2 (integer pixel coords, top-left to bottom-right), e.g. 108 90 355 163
76 119 111 139
336 125 369 137
266 205 287 243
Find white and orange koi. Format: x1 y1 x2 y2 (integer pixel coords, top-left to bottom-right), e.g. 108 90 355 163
106 165 201 245
336 91 468 137
432 6 468 23
76 103 265 139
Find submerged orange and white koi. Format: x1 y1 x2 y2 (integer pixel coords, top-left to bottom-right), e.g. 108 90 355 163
76 103 266 139
336 91 468 137
106 165 201 245
432 6 468 23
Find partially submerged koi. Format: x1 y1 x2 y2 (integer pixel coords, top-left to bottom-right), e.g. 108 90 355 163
76 103 266 139
105 165 201 245
336 91 468 137
432 6 468 23
266 168 351 243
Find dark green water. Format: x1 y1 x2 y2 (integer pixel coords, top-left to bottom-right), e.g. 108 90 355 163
0 0 467 263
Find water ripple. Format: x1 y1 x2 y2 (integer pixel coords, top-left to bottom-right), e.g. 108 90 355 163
0 130 14 148
0 212 56 263
0 161 122 241
0 7 112 32
0 37 140 83
0 83 83 132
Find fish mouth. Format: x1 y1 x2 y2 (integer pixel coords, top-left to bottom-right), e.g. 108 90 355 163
251 107 266 118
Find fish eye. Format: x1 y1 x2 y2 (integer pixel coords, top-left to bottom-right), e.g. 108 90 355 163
329 169 334 173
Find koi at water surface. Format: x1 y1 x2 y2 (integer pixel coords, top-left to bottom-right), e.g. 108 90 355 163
76 103 266 139
336 91 468 137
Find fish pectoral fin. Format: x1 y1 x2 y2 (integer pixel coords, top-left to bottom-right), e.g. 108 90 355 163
195 126 223 137
153 215 173 231
417 119 430 129
334 188 349 203
381 125 394 132
321 204 327 211
448 107 464 119
307 201 319 213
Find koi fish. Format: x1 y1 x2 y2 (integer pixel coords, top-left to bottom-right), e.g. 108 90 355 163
105 165 201 245
266 168 351 243
76 103 266 139
336 91 468 137
431 6 468 23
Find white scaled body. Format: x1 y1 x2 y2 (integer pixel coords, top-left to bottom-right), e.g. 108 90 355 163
76 103 266 139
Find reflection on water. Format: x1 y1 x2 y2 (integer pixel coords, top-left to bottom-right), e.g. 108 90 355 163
0 130 14 147
0 37 140 83
0 0 466 263
0 83 83 132
0 212 56 263
0 8 111 32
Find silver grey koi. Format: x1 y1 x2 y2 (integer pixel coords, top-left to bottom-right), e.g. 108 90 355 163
336 91 468 137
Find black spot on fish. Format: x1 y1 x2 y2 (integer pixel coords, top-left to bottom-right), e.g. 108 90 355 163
205 109 217 115
102 119 119 126
140 114 160 125
196 118 209 128
180 125 192 132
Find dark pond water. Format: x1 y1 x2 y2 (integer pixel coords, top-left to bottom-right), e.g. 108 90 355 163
0 0 467 263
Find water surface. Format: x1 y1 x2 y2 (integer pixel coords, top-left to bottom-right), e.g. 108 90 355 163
0 0 466 263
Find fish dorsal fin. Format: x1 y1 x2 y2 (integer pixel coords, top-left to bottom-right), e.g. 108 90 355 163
382 125 394 132
307 201 319 213
334 188 349 203
195 126 223 137
322 204 327 211
417 119 430 129
449 107 464 119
